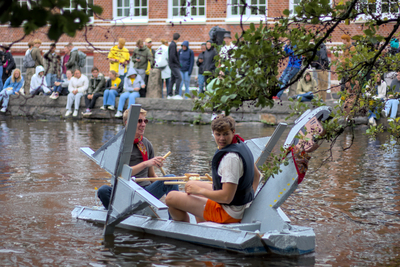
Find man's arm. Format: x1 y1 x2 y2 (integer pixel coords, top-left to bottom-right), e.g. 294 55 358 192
131 156 165 177
252 164 260 193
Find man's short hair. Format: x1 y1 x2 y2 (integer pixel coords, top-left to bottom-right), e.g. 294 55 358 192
173 33 180 40
33 39 42 45
341 34 351 42
28 41 34 48
201 43 206 46
123 108 147 125
91 67 99 72
118 38 126 47
160 39 168 45
67 42 73 48
211 115 235 132
136 39 143 46
74 68 81 74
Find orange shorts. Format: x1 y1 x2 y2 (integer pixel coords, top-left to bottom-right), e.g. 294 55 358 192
203 199 241 224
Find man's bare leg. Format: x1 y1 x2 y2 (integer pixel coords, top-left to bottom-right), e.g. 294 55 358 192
165 191 208 223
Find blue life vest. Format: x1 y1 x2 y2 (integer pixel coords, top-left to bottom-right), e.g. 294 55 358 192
211 141 255 206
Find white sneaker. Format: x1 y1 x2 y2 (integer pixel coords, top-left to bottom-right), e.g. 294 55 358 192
0 107 6 113
100 106 106 110
108 105 115 110
72 110 78 117
167 96 173 99
115 110 123 117
368 117 377 127
173 95 183 100
49 92 55 99
388 118 394 122
382 110 388 118
65 110 72 117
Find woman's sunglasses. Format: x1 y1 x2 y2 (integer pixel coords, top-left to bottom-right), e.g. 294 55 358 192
138 119 149 124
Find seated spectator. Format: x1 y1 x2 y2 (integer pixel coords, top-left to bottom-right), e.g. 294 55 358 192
100 70 122 111
115 68 145 118
30 65 51 95
50 69 73 99
289 70 317 102
65 69 89 117
0 69 24 113
82 67 105 116
383 71 400 121
366 74 386 126
343 78 360 116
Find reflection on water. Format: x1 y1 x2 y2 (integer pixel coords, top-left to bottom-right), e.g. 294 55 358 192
0 119 399 266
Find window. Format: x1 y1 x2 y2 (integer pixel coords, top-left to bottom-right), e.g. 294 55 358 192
357 0 399 19
13 56 26 78
82 56 94 77
18 0 41 9
226 0 267 22
63 0 93 17
168 0 206 23
172 0 205 17
289 0 301 15
115 0 148 18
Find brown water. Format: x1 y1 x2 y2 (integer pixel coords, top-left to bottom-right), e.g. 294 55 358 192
0 119 399 266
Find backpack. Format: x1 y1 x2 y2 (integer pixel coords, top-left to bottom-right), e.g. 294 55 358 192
77 50 87 68
23 50 35 68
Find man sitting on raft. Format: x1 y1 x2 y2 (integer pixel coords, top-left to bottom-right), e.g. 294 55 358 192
97 108 179 209
166 115 261 223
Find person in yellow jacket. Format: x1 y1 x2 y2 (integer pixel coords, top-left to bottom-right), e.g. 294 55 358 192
108 38 130 79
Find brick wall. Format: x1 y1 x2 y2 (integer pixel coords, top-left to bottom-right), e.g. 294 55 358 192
1 0 398 82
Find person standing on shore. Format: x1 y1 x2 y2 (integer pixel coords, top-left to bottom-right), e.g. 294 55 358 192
167 33 182 99
178 41 194 99
108 38 130 81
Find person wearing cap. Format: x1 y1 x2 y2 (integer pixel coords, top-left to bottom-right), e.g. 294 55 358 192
97 108 179 209
145 38 156 61
167 33 182 98
219 32 237 74
108 38 130 80
132 39 154 97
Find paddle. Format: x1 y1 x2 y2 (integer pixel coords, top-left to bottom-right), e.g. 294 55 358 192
159 151 171 176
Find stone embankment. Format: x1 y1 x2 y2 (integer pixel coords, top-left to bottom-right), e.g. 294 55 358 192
1 94 370 125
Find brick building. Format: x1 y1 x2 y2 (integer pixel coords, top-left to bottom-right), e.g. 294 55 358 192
1 0 399 84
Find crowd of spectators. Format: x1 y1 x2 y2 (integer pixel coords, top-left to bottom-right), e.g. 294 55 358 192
0 33 399 123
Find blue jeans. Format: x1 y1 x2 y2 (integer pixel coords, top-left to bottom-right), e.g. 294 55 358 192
179 71 190 98
291 92 314 102
0 89 14 108
0 66 3 91
118 91 140 111
161 78 170 98
46 73 57 88
103 89 119 106
198 74 205 93
97 175 179 209
277 67 301 98
385 99 399 118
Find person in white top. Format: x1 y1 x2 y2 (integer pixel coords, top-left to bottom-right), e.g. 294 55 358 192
65 69 89 117
367 74 387 126
166 115 261 224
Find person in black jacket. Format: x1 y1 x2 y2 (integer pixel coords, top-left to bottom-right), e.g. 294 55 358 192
196 51 205 93
167 33 182 98
83 67 106 116
202 40 217 84
1 45 16 85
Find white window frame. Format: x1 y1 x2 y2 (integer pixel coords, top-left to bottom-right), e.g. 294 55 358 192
289 0 333 21
62 0 94 23
167 0 206 24
112 0 149 24
226 0 268 23
18 0 41 9
356 0 399 20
